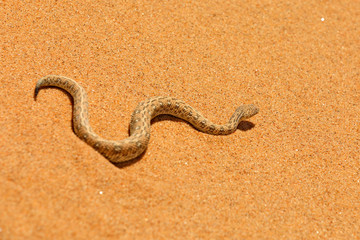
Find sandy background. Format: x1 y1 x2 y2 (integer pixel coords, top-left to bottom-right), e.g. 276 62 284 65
1 0 359 239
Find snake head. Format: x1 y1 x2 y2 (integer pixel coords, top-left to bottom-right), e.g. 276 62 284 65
238 104 259 120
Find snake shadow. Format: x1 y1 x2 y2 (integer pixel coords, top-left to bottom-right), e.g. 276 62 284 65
113 115 256 168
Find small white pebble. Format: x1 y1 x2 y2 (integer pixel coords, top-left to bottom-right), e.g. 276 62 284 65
99 191 103 195
321 17 325 21
184 162 188 165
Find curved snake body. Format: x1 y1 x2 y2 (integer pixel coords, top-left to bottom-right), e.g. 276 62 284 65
35 75 259 162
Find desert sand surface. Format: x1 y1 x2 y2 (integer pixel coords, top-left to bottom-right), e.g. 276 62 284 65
0 1 359 239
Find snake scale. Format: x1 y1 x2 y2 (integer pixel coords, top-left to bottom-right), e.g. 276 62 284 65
35 75 259 163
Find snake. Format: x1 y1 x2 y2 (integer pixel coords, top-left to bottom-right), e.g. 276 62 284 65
35 75 259 163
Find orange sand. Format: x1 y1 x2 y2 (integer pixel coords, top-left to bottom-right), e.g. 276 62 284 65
0 1 359 239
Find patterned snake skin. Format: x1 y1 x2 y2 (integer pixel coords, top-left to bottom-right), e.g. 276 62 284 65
35 75 259 162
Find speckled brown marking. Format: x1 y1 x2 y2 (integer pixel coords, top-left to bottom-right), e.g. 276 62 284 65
34 75 259 163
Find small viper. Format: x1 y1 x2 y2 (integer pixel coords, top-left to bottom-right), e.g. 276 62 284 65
35 75 259 163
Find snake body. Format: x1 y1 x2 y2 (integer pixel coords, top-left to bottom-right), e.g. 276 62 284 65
35 75 259 162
